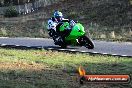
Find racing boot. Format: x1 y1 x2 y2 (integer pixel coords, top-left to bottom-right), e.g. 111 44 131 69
54 36 64 45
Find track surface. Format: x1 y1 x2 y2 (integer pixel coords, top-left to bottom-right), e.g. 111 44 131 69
0 38 132 57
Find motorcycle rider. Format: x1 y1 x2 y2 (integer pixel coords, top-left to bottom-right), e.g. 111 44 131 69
47 10 72 45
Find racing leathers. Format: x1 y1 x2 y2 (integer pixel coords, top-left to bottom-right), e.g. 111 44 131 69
47 17 71 45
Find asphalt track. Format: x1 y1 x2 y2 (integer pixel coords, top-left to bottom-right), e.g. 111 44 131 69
0 37 132 57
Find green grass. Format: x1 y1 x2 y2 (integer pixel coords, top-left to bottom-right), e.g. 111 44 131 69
0 48 132 88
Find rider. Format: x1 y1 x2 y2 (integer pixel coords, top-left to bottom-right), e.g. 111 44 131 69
47 10 72 45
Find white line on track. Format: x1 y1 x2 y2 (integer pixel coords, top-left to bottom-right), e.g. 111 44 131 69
59 49 66 50
0 43 131 57
1 44 7 46
15 45 20 46
80 51 87 53
70 49 76 51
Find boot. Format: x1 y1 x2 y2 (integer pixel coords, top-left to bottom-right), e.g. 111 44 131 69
54 36 64 45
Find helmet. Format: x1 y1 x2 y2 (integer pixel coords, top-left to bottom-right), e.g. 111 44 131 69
53 10 63 22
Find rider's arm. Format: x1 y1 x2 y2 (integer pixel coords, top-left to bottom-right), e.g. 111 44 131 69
47 19 57 31
47 19 58 37
61 18 70 23
61 19 78 23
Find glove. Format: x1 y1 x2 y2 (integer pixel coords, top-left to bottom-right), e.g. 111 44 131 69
65 27 71 30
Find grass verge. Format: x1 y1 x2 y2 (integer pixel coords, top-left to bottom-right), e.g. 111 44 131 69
0 48 132 88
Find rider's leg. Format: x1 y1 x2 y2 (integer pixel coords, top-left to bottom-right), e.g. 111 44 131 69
48 29 59 42
59 29 71 43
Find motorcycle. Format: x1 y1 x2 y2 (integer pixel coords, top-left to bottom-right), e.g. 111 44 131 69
48 20 94 49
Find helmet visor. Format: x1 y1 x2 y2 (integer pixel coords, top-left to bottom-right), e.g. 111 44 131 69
55 16 63 21
55 16 62 19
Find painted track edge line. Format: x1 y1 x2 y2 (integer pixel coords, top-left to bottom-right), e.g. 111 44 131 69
0 44 131 58
44 47 132 58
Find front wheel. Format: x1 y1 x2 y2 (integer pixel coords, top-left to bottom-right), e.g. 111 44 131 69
78 36 94 49
85 37 94 49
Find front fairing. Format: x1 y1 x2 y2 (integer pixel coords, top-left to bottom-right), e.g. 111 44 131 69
65 23 85 40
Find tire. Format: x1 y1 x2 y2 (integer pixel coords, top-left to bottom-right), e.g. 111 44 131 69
79 36 94 49
84 36 94 49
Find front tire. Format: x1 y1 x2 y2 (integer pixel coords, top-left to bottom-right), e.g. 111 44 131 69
85 37 94 49
78 36 94 49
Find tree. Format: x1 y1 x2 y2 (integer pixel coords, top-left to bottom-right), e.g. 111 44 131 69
0 0 4 6
3 0 34 6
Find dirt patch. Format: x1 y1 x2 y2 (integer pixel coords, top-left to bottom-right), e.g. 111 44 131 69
0 62 113 88
0 62 47 71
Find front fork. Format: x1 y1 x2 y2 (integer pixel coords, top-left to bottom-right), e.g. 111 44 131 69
77 36 85 46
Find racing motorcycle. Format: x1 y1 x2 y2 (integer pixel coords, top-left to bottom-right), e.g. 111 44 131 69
48 20 94 49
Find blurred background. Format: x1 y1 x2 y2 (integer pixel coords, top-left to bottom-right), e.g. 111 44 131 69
0 0 131 42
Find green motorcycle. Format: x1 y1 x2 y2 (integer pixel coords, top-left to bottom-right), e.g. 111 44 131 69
53 20 94 49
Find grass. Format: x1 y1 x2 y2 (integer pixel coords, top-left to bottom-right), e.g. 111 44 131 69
0 48 132 88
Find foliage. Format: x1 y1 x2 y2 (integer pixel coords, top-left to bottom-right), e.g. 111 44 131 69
67 11 79 19
4 5 18 17
3 0 35 5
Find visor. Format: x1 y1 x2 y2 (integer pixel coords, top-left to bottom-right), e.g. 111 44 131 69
55 16 63 19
